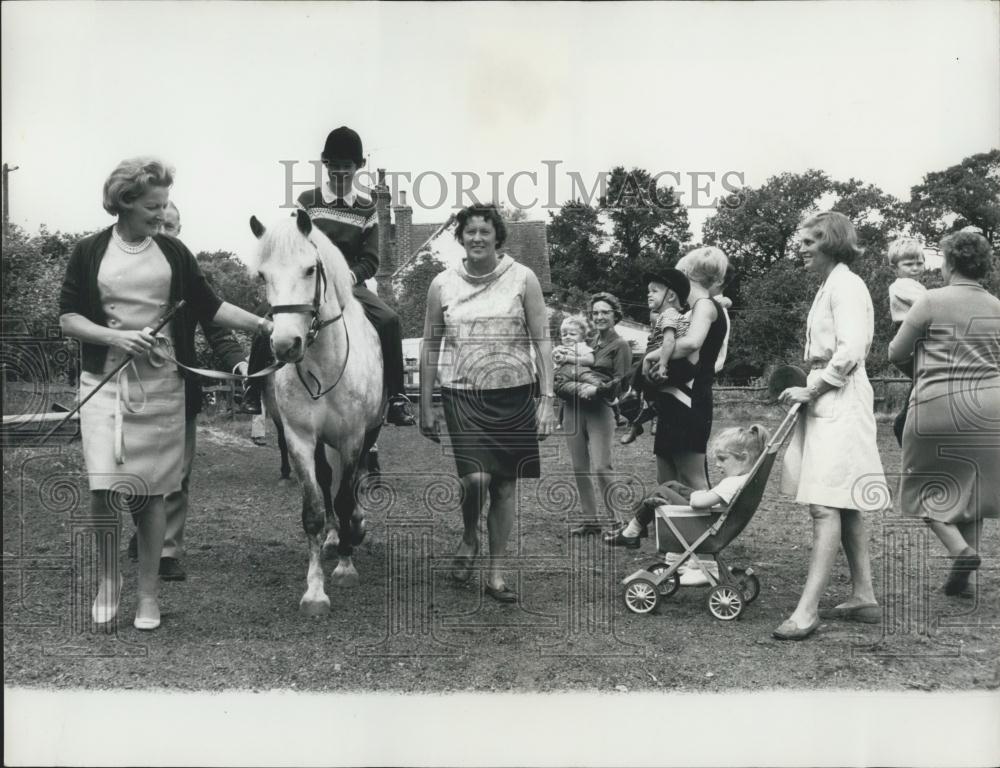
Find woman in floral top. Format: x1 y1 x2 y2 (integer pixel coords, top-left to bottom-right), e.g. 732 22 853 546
420 204 557 604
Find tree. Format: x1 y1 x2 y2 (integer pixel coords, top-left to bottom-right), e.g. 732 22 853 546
909 149 1000 247
196 250 263 313
546 200 606 303
599 167 692 321
702 171 908 376
390 251 446 337
1 225 98 382
498 202 529 222
702 169 832 279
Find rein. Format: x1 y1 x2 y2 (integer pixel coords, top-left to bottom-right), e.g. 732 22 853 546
151 249 349 400
267 246 351 400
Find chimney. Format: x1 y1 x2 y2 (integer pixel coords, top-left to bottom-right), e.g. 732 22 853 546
374 169 393 294
393 189 413 269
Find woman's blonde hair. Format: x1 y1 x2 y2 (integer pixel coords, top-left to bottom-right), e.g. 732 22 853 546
560 314 591 338
711 424 770 465
676 246 729 289
102 156 174 216
887 237 924 266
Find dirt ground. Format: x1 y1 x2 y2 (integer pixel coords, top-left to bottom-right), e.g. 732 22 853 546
4 409 998 692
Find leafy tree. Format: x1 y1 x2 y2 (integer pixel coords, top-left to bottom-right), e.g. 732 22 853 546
192 251 263 369
732 260 816 369
909 149 1000 247
702 169 831 279
1 225 99 383
599 167 691 321
390 251 447 338
546 200 606 300
196 250 263 313
498 202 529 222
703 171 907 377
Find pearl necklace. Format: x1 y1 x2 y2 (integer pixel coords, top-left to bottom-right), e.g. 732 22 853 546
112 226 152 254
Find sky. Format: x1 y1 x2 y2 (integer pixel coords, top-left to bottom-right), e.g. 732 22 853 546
2 1 998 264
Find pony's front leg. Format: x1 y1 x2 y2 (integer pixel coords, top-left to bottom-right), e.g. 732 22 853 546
330 453 360 588
285 429 330 615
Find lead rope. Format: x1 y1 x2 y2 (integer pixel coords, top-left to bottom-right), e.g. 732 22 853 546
112 358 149 465
295 314 351 399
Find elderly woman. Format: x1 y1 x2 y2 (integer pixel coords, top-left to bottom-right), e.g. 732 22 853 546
420 204 557 603
59 157 270 630
889 230 1000 597
776 211 888 640
557 292 634 536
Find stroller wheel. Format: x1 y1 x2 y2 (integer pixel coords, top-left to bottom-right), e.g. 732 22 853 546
707 584 744 621
730 567 760 603
648 563 680 597
623 579 660 615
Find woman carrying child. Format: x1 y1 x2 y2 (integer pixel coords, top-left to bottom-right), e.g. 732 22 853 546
558 293 633 536
618 268 695 444
607 425 770 584
889 229 1000 599
652 247 730 488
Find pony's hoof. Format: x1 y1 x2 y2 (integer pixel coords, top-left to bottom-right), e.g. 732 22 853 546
299 596 331 616
277 477 292 487
331 566 360 588
322 530 341 560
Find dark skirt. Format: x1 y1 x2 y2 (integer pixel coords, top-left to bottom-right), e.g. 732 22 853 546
440 384 540 479
653 383 713 456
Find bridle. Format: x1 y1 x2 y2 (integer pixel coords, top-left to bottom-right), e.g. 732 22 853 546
267 244 350 399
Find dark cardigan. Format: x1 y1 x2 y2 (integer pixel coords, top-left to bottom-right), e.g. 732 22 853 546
59 226 226 418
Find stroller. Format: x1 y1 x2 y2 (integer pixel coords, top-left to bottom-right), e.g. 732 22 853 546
621 366 806 620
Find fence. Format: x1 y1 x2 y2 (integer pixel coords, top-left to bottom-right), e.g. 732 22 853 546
405 357 911 413
713 376 911 416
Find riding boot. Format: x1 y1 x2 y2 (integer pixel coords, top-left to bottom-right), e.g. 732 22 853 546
377 313 415 426
240 334 272 415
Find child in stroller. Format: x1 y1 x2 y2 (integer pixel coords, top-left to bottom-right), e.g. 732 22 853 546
618 417 795 619
609 425 769 576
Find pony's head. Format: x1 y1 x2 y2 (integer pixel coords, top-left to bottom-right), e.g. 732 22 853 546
248 209 351 363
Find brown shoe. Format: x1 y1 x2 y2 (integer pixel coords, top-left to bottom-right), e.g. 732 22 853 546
620 423 644 444
158 557 187 581
944 548 981 596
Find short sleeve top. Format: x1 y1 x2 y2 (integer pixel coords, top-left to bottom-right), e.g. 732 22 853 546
712 473 749 505
434 254 536 391
646 307 690 354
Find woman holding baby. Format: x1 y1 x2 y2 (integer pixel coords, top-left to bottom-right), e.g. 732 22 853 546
553 293 633 536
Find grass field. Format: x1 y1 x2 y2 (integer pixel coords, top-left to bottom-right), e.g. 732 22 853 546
3 411 998 692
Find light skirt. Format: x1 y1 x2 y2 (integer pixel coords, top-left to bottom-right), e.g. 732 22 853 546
780 367 889 511
78 366 185 496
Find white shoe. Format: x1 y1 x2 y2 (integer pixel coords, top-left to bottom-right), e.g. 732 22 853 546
679 562 719 586
91 575 123 624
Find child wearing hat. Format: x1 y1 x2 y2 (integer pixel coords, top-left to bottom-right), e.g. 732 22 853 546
244 126 414 426
619 268 697 444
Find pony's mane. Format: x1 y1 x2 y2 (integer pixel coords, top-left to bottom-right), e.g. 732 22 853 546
246 216 355 299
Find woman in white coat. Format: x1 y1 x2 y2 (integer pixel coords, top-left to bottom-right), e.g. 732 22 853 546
776 211 889 640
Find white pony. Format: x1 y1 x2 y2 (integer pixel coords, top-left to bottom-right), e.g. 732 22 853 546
249 209 384 615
